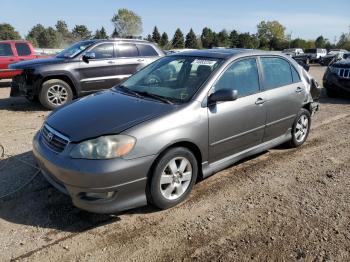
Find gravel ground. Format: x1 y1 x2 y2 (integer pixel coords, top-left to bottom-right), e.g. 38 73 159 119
0 65 349 261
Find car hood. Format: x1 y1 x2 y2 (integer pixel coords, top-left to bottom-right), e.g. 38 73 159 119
332 59 350 68
46 90 176 142
9 57 67 69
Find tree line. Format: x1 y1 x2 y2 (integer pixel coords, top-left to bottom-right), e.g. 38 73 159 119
0 8 349 51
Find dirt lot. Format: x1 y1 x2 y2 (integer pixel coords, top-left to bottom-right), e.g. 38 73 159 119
0 65 349 262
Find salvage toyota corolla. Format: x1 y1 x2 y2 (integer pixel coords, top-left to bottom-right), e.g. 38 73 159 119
33 49 320 213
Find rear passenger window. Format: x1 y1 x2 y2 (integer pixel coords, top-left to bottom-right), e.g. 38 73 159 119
136 44 158 57
261 57 293 90
214 58 260 98
117 44 139 57
0 43 13 56
90 43 114 59
15 43 31 56
291 65 301 83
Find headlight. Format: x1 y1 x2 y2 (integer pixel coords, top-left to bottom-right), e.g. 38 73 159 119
70 135 136 159
329 66 339 74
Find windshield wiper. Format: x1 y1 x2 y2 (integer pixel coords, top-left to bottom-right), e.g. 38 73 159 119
117 85 142 98
135 91 174 104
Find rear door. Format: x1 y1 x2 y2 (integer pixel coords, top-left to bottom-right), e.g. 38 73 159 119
14 42 33 62
79 42 118 91
259 56 307 142
136 43 161 64
114 43 144 83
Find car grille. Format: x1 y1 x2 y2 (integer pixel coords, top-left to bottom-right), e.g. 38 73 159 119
337 68 350 79
41 124 69 153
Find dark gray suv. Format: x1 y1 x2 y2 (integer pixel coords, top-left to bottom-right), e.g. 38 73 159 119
10 39 164 109
33 49 320 213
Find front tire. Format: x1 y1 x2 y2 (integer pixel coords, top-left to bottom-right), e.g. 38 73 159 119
39 79 73 110
148 147 198 210
289 108 311 148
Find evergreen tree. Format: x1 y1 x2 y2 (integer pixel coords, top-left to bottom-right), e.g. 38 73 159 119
146 34 153 42
229 30 239 48
111 28 119 38
152 26 161 44
160 32 169 48
185 28 198 49
217 30 229 47
172 28 185 48
201 27 215 48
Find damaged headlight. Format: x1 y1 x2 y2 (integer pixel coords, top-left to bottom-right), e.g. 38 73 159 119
70 135 136 159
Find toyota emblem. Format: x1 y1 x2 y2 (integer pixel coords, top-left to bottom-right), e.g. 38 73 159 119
47 132 54 141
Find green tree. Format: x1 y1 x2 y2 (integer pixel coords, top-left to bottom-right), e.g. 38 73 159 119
160 32 169 48
172 28 185 48
201 27 215 48
111 8 142 37
217 30 229 47
237 33 259 49
146 34 153 42
257 20 285 50
0 23 21 40
152 26 161 44
72 25 92 40
111 28 119 38
34 26 59 48
55 20 74 47
229 30 239 48
94 27 108 39
337 33 350 50
315 35 327 48
185 28 198 49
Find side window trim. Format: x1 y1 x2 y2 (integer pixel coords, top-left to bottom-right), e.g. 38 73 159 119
290 64 302 83
209 56 262 99
259 55 294 91
86 42 115 60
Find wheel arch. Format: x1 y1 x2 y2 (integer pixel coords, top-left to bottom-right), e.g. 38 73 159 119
41 75 78 98
147 141 204 183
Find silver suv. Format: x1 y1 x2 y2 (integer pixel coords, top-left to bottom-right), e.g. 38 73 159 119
33 49 320 213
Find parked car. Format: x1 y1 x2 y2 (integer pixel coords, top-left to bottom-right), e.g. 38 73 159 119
33 49 320 214
0 40 49 79
282 48 304 57
9 39 164 109
319 49 348 66
323 58 350 97
302 48 327 63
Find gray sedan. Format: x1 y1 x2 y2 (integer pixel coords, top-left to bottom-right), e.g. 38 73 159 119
33 49 319 213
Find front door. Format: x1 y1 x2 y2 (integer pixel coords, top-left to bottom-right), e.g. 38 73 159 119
79 42 118 92
208 57 267 163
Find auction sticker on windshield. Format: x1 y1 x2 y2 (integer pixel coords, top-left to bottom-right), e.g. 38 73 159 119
192 59 218 66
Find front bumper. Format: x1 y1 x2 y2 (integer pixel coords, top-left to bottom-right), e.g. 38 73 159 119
323 72 350 94
33 132 156 214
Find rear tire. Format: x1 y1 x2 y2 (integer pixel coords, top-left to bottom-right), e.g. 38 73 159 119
289 108 311 148
39 79 73 110
148 147 198 210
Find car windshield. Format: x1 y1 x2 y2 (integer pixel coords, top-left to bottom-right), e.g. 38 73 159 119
56 40 95 58
114 56 222 103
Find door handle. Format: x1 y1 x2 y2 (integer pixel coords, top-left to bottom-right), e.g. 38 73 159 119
295 87 303 93
255 98 266 105
107 61 115 64
137 58 145 62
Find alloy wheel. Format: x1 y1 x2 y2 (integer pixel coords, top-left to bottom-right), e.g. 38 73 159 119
159 157 193 200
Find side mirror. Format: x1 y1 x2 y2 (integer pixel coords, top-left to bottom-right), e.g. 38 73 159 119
208 89 238 106
300 62 310 72
82 52 96 63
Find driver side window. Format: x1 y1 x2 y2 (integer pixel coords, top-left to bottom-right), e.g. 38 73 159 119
214 58 260 98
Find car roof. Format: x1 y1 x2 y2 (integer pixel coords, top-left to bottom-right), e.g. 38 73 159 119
170 48 274 59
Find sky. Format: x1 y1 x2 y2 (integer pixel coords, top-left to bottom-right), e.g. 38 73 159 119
1 0 349 42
